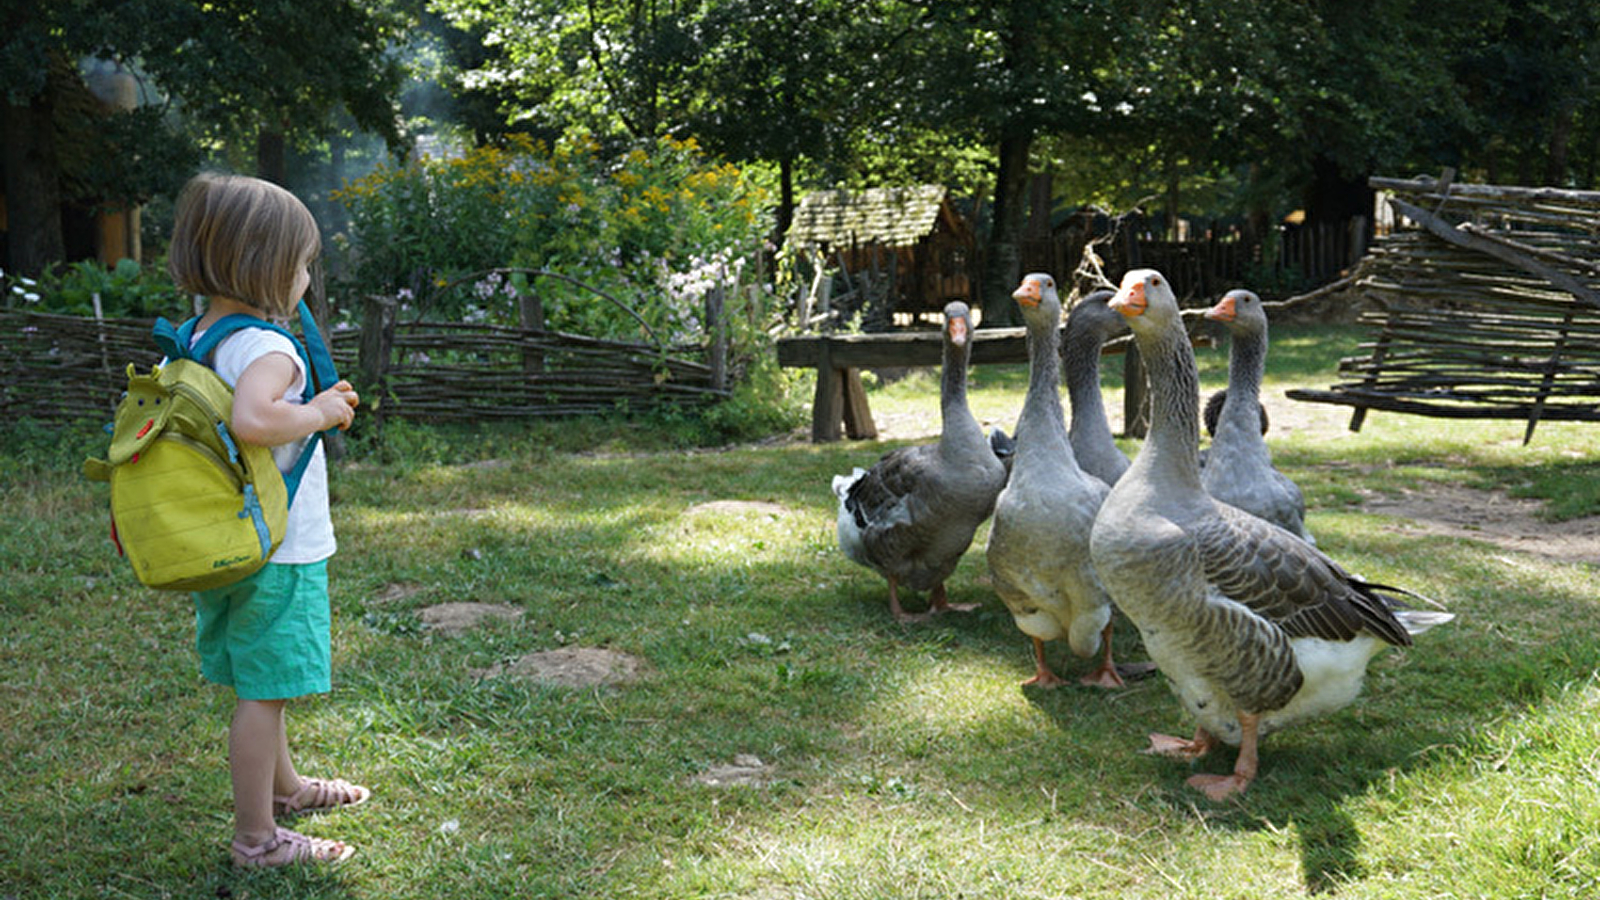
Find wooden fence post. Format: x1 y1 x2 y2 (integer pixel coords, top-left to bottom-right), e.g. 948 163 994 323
705 282 727 393
812 338 844 441
359 294 396 427
1123 340 1150 439
519 287 546 378
305 260 347 457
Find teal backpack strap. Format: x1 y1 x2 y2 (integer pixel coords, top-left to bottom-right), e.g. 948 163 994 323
151 302 343 508
294 301 340 395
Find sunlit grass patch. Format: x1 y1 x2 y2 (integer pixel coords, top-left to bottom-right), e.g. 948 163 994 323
6 321 1600 898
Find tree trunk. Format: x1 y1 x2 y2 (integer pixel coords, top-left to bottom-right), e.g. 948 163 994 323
774 155 795 248
1305 153 1372 227
1165 153 1181 240
3 90 65 277
980 131 1032 328
257 126 287 186
1546 102 1576 187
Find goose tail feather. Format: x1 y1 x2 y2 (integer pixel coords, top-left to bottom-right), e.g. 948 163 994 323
832 468 868 502
1357 578 1451 611
1395 610 1456 636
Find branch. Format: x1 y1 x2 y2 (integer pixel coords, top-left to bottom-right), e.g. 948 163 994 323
1386 197 1600 310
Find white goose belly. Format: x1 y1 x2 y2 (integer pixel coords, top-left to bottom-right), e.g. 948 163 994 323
1144 628 1387 746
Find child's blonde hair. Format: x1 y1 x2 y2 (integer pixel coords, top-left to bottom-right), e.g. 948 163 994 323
168 173 321 318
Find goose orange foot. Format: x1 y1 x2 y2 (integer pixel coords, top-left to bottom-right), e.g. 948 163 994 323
1182 713 1261 802
1080 624 1158 689
1022 639 1068 687
1079 662 1125 689
887 579 928 623
1145 727 1219 760
926 584 978 615
1187 772 1252 802
1023 669 1067 687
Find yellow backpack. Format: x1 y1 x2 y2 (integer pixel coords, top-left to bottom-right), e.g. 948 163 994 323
84 303 337 591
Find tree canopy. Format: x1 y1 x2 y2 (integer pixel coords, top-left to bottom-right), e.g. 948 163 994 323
6 0 1599 293
1 0 410 274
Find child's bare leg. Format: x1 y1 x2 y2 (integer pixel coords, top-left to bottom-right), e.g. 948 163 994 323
270 703 304 798
231 699 287 847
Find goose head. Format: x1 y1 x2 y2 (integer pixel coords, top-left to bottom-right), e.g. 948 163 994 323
1203 289 1266 336
1110 268 1181 333
1067 289 1129 341
1012 272 1063 326
943 301 973 349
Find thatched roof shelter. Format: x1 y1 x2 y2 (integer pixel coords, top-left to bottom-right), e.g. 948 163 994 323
787 186 975 322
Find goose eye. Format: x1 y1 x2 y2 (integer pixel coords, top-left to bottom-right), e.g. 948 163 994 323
1152 276 1163 286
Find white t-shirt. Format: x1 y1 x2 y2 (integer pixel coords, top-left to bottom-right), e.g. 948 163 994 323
194 326 337 564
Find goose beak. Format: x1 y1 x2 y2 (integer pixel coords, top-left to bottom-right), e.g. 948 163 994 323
1204 296 1237 322
1111 280 1148 318
948 315 969 346
1012 278 1041 308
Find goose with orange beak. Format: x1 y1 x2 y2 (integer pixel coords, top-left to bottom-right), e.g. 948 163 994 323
987 273 1149 688
1089 268 1452 801
1200 289 1313 543
833 301 1009 622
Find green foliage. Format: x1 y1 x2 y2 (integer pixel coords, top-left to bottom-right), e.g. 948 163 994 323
5 258 190 320
651 356 807 446
333 133 774 353
141 0 414 157
434 0 703 142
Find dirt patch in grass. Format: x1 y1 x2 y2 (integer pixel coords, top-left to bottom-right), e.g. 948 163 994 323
472 647 648 687
418 602 524 634
690 754 774 788
372 582 428 605
682 499 792 519
1358 482 1600 566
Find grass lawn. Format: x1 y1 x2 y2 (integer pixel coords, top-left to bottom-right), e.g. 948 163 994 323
3 321 1599 898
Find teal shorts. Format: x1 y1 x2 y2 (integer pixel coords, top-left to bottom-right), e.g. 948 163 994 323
194 560 332 701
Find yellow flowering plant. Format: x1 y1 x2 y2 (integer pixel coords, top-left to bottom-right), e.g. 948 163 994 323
333 134 773 352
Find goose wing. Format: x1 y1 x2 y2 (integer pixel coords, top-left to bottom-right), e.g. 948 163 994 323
844 444 958 567
845 446 931 527
1190 504 1412 647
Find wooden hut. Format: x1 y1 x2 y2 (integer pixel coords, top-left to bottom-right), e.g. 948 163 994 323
786 185 975 325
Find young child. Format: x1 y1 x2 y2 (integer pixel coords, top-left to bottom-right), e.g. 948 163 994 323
167 173 367 868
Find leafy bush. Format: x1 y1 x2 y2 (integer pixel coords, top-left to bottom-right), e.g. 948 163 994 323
331 134 775 352
5 258 191 320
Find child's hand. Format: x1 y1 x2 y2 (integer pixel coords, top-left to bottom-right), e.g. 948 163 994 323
311 380 361 431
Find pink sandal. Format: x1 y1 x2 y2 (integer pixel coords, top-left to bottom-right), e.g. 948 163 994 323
232 826 355 868
273 777 372 817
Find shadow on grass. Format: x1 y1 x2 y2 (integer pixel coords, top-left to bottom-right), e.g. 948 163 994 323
1014 522 1600 894
17 421 1595 896
1471 457 1600 520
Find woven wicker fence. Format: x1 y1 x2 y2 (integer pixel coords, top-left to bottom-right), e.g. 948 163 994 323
3 274 733 425
1288 174 1600 443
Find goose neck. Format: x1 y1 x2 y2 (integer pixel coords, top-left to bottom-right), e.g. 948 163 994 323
1133 323 1203 485
1063 327 1112 443
1226 328 1266 398
1017 318 1068 447
940 340 984 446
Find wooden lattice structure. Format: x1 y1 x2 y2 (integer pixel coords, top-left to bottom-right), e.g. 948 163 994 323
2 289 729 426
1288 175 1600 443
